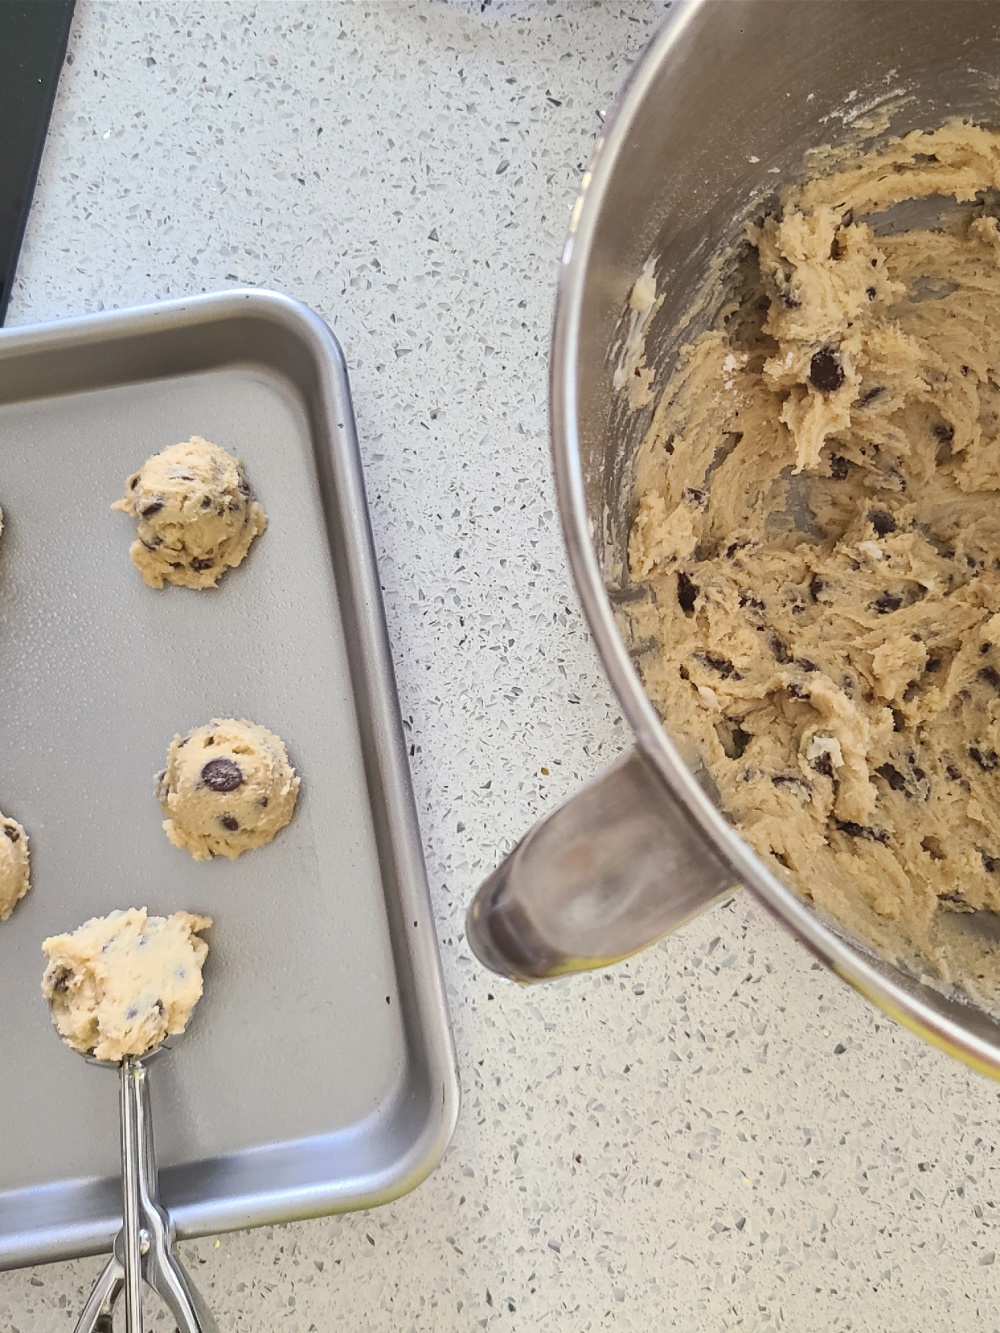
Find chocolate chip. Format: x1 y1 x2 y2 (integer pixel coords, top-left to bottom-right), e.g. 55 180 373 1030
866 286 877 300
49 966 71 994
129 475 139 490
933 421 955 443
140 500 164 518
3 823 19 843
731 726 751 758
982 850 1000 874
202 496 213 508
125 1005 139 1022
872 590 903 615
830 235 844 261
259 796 269 807
891 707 906 732
782 294 801 309
946 763 964 782
809 346 845 393
787 683 809 700
925 657 941 673
682 487 706 507
140 538 161 552
829 455 851 479
981 642 992 656
813 752 834 779
200 758 244 792
869 509 896 536
834 819 889 845
970 746 999 771
980 666 1000 689
876 763 908 793
795 658 819 672
768 632 789 663
809 574 826 601
190 557 215 572
725 539 750 559
693 652 737 678
739 591 766 612
220 814 239 831
857 386 884 406
677 571 698 615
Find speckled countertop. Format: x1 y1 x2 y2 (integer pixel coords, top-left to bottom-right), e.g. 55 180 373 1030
2 2 1000 1330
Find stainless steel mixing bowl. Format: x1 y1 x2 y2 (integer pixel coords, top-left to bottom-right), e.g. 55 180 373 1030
468 0 1000 1079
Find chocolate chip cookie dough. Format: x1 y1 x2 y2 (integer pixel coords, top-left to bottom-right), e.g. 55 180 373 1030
157 718 300 861
627 121 1000 972
0 812 28 921
113 436 266 589
41 909 211 1061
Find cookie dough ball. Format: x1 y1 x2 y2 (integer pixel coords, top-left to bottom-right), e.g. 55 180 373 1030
156 718 300 861
0 812 29 922
112 436 266 589
41 909 211 1061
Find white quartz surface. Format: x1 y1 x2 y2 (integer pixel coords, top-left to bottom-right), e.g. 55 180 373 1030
3 2 1000 1330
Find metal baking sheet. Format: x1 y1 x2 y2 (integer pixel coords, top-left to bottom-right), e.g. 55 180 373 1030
0 289 459 1269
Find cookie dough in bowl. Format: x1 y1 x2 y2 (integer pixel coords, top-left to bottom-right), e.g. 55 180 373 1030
0 812 29 921
157 718 300 861
626 121 1000 979
41 909 211 1062
113 436 266 589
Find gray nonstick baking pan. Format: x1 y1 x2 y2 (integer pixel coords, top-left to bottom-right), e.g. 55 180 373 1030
0 289 459 1269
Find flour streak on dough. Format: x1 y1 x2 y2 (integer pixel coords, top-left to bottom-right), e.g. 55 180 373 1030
626 121 1000 988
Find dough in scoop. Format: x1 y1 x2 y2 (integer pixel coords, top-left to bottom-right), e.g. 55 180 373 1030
113 436 266 589
41 909 211 1061
156 718 300 861
0 812 28 921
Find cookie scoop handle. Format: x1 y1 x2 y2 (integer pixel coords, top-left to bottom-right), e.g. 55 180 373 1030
74 1057 220 1333
466 747 736 980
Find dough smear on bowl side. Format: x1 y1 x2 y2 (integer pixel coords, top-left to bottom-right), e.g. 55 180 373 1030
113 436 266 589
156 717 300 861
625 120 1000 977
0 811 29 921
41 908 211 1062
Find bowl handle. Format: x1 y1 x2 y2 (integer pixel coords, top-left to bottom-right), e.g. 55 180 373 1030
466 747 737 980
